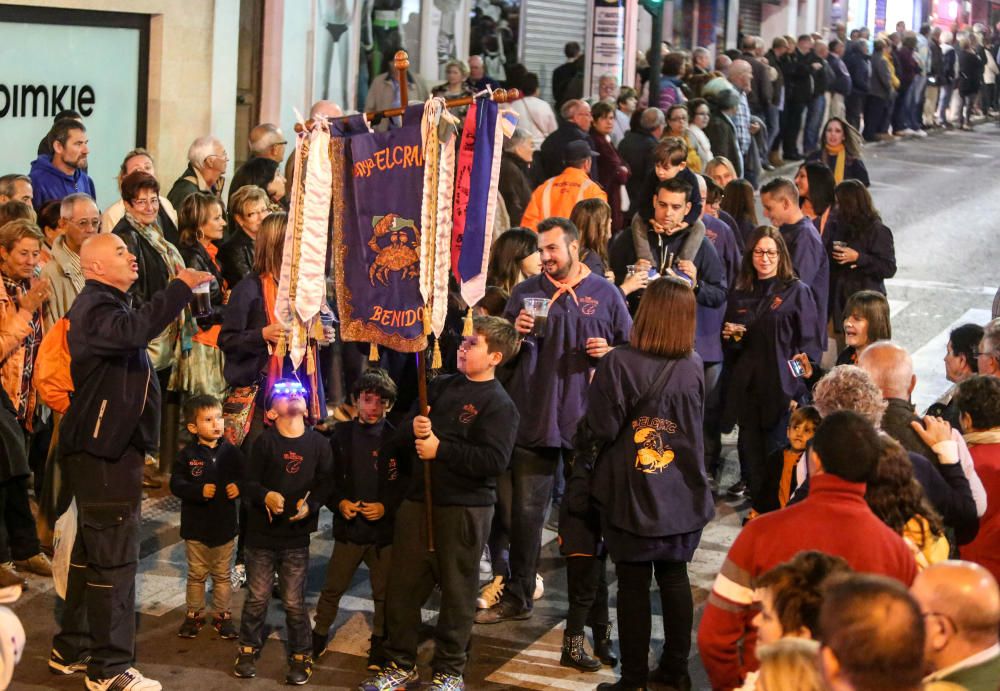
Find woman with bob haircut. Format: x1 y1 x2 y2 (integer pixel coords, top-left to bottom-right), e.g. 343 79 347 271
720 226 823 508
486 228 542 294
583 276 715 691
824 180 896 336
794 289 892 383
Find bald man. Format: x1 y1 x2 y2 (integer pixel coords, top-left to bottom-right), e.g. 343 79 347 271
247 123 286 163
309 100 344 120
50 233 209 690
912 561 1000 690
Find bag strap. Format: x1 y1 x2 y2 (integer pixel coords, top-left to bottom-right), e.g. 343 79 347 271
630 356 679 416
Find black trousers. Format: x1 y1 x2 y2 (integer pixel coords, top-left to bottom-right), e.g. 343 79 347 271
383 500 492 677
53 447 144 680
846 91 866 131
781 101 807 157
565 554 609 635
863 95 889 140
614 560 693 686
0 475 41 562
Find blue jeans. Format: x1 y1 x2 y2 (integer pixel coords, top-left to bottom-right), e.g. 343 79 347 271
804 93 827 152
239 546 311 654
938 84 955 124
766 104 782 153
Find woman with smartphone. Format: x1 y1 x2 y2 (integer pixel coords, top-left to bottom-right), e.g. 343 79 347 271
720 226 823 510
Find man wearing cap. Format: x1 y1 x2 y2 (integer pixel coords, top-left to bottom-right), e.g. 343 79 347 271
520 140 607 231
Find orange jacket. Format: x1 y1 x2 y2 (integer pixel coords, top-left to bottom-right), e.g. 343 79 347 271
520 166 607 231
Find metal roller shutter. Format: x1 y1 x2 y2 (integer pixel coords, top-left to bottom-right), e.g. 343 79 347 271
739 0 762 37
521 0 589 102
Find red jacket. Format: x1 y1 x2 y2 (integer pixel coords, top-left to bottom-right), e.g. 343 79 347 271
959 440 1000 583
697 473 918 690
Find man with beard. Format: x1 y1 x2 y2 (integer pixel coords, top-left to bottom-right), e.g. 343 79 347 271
29 119 95 210
475 217 632 624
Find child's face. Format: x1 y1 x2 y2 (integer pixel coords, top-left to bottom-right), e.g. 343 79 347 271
751 588 785 645
457 333 500 378
655 161 686 181
271 388 308 419
357 390 389 424
187 406 224 443
787 420 816 452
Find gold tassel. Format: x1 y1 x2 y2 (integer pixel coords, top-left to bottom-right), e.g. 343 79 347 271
462 307 474 337
311 318 325 341
306 346 316 375
369 342 379 362
432 340 443 369
422 303 432 336
275 332 287 359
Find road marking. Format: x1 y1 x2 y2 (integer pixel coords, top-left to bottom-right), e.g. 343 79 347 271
910 308 993 413
886 277 998 296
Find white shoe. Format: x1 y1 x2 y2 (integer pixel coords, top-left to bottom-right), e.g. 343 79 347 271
476 575 505 610
85 668 162 691
912 129 928 137
533 573 544 601
897 128 916 136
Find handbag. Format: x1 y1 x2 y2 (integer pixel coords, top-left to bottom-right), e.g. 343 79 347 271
222 383 259 447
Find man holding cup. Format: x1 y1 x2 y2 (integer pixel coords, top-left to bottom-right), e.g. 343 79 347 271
475 217 631 624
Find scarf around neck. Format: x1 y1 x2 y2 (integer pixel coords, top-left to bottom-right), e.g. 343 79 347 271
962 428 1000 447
543 261 592 305
825 143 846 183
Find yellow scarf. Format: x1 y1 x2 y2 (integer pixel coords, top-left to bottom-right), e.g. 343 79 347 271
825 143 846 184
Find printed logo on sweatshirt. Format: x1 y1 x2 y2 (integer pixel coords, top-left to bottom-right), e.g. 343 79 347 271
189 459 205 477
459 404 479 424
284 451 304 475
631 416 678 474
387 457 399 481
771 296 784 310
579 296 599 316
705 228 718 243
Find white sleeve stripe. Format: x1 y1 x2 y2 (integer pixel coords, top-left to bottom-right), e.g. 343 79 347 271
711 572 755 606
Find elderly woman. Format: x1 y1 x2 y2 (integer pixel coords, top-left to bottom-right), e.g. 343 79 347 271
0 219 53 577
432 58 475 118
219 185 270 289
590 101 631 232
499 129 535 226
167 135 229 209
611 87 639 146
101 148 180 244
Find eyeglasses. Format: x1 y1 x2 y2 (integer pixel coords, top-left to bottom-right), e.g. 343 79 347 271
71 218 101 230
752 249 779 258
131 197 160 209
669 116 688 122
972 349 997 359
272 381 307 398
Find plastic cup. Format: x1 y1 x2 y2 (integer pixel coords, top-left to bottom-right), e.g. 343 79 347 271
191 283 212 318
523 297 551 337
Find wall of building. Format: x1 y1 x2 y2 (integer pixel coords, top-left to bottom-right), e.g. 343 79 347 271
4 0 239 193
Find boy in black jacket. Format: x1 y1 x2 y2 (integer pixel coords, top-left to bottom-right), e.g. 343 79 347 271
170 395 244 640
234 379 333 686
359 317 520 691
312 368 405 669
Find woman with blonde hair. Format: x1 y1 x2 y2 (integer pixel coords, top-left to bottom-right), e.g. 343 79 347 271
219 185 270 288
754 638 827 691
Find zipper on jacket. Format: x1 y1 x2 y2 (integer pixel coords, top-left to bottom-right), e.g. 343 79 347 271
138 352 152 417
92 399 108 438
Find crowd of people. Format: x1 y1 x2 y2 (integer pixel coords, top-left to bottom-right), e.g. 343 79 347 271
0 18 999 691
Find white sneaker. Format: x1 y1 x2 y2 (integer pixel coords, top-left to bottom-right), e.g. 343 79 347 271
533 573 544 601
912 129 928 137
476 575 505 610
85 667 162 691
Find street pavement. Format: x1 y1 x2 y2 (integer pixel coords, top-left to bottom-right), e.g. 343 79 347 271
10 122 1000 690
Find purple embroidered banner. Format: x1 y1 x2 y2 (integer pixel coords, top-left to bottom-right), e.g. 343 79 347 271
331 106 428 352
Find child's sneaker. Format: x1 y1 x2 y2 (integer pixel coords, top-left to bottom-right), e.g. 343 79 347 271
213 612 239 639
357 661 418 691
233 646 258 678
177 611 203 638
231 563 247 589
427 672 465 690
286 654 313 685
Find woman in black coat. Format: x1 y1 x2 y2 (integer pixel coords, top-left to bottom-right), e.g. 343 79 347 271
805 116 870 187
585 277 715 691
721 226 823 512
957 37 984 130
823 179 896 335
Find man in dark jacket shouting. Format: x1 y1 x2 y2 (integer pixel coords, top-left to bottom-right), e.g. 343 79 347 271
50 233 210 691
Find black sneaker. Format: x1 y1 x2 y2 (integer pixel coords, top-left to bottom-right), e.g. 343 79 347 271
473 599 532 625
49 649 90 675
726 480 747 497
213 613 239 640
312 630 329 660
286 654 313 685
177 611 204 639
233 646 258 678
367 635 386 671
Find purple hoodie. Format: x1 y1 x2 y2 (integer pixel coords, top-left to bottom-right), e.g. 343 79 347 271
29 155 96 210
